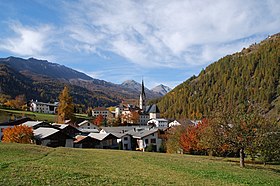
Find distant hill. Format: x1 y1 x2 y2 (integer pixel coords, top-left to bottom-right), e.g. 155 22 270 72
0 57 164 107
157 33 280 121
151 84 171 96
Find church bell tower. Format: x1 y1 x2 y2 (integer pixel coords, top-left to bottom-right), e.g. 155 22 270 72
139 79 146 110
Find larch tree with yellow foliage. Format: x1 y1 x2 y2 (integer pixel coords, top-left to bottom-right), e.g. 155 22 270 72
57 86 74 124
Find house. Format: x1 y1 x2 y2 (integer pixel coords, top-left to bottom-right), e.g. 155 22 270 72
21 121 54 129
34 127 73 147
74 136 100 148
169 120 181 127
128 128 161 152
52 124 81 137
77 120 100 131
30 100 58 114
111 133 132 150
88 133 119 149
92 107 112 119
147 118 169 128
0 117 32 141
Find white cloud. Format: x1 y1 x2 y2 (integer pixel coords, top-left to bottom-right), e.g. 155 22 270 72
62 0 280 68
0 22 54 58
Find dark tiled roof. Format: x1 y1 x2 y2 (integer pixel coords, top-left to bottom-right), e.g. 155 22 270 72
145 104 160 113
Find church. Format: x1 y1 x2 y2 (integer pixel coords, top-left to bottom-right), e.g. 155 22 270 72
116 80 161 125
138 80 161 125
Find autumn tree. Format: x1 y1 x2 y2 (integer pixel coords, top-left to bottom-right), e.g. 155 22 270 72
256 121 280 163
57 86 74 124
205 108 268 168
121 111 139 124
0 94 11 105
94 114 104 126
2 125 33 143
4 94 26 110
180 119 208 154
166 124 188 154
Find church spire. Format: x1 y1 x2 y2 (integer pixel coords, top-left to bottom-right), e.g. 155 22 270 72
139 79 146 110
141 79 146 99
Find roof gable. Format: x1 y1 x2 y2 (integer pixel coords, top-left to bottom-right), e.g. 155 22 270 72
145 104 160 113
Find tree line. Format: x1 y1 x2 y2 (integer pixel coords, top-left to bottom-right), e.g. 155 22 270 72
166 105 280 167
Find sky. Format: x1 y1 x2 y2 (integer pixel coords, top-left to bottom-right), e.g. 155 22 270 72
0 0 279 89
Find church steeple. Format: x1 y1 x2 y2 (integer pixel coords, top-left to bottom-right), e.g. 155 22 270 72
139 79 146 110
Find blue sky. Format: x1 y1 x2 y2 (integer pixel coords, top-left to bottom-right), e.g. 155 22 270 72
0 0 279 89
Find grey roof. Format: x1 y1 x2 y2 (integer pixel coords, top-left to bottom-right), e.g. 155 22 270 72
111 132 129 138
22 121 47 127
145 104 160 113
128 128 158 139
34 127 60 139
77 120 98 127
101 126 152 134
52 124 69 129
88 133 110 140
32 101 58 107
79 129 100 133
148 118 168 122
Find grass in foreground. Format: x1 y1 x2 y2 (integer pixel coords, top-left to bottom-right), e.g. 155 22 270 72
0 143 280 185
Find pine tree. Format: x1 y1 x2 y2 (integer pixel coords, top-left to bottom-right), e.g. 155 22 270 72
57 86 74 123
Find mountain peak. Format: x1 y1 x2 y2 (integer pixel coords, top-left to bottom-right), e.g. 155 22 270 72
151 84 171 96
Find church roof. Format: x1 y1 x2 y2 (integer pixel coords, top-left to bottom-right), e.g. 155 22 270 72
145 104 160 113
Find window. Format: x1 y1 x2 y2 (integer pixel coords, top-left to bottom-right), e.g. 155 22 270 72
145 139 149 144
151 138 156 143
124 137 128 141
88 123 90 126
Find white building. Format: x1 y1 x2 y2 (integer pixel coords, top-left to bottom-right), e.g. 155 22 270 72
147 118 169 128
30 100 58 114
92 107 112 119
77 120 100 132
169 120 181 127
139 114 150 125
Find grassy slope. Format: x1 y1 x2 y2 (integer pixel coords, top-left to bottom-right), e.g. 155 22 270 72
0 143 280 185
0 108 90 123
0 108 55 123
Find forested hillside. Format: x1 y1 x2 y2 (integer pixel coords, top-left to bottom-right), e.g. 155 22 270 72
0 64 117 107
158 33 280 120
0 57 162 107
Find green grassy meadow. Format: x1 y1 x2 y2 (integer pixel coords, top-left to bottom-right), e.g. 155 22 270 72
0 108 90 123
0 143 280 185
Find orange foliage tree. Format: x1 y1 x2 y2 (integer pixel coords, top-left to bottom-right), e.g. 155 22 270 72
94 114 104 126
179 119 208 154
2 125 34 143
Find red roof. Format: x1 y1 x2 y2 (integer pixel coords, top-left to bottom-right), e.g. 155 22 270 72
93 107 108 111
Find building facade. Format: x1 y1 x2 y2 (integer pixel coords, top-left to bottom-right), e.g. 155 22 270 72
30 100 58 114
